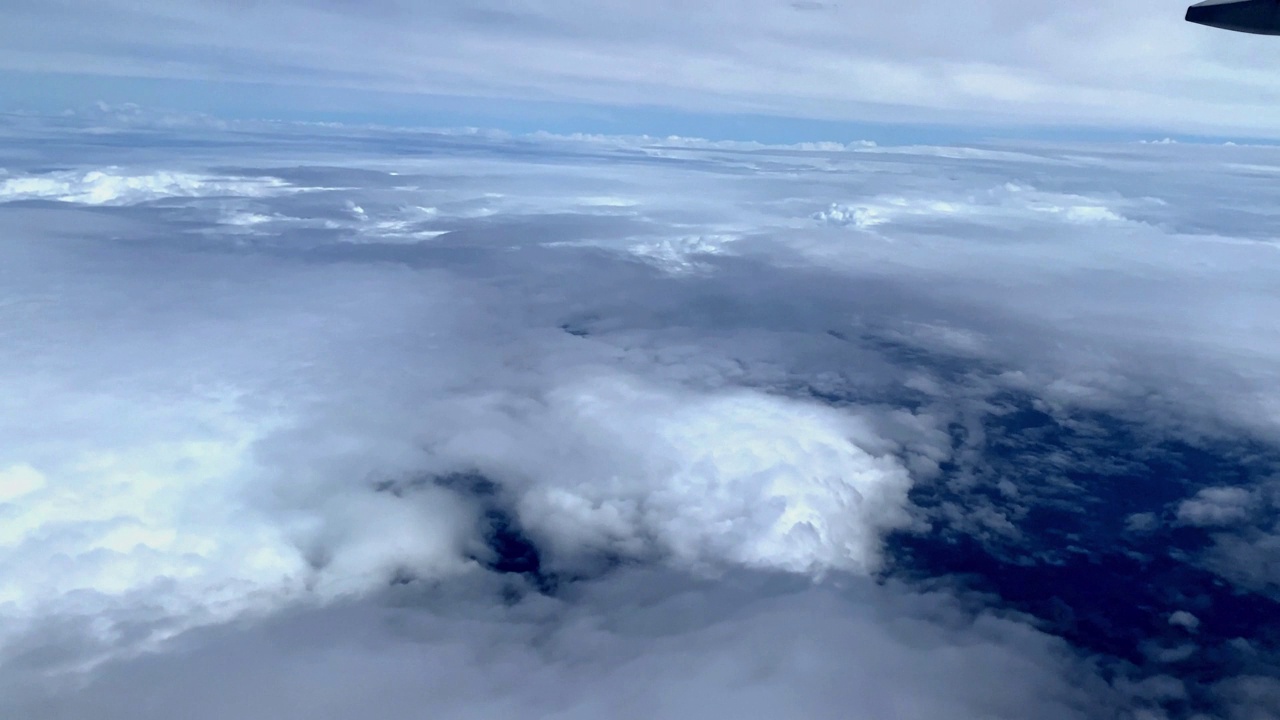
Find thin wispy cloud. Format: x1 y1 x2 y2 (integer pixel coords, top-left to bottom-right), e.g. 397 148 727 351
3 1 1280 135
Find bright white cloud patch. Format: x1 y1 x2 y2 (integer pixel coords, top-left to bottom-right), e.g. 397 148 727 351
815 183 1135 231
0 168 296 205
512 375 912 574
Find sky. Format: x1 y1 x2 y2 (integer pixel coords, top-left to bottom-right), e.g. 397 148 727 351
4 3 1280 719
5 0 1280 140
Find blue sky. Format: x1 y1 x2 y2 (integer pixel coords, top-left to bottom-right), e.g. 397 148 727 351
5 0 1280 142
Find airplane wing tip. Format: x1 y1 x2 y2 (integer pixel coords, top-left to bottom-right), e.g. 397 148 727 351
1184 0 1280 34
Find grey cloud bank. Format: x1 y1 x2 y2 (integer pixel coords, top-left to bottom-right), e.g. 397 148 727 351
4 572 1110 720
5 1 1280 135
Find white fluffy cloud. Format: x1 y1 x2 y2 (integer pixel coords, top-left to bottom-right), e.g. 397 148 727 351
814 183 1136 231
508 375 913 574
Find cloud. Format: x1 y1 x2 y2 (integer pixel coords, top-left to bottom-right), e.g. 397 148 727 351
1172 479 1280 598
507 374 914 574
1213 675 1280 720
1199 517 1280 598
5 113 1280 718
0 570 1118 720
1177 487 1255 527
5 0 1280 135
1168 610 1200 632
813 183 1135 231
0 149 917 675
0 168 299 204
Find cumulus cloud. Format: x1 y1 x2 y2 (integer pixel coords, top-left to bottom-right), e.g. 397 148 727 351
1173 479 1280 598
507 375 913 574
1199 519 1280 598
1169 611 1200 632
1177 487 1255 527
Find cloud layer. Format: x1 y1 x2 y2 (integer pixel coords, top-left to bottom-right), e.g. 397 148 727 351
6 1 1280 135
4 572 1113 720
3 113 1280 718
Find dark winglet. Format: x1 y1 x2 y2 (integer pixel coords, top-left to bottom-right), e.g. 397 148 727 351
1186 0 1280 35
